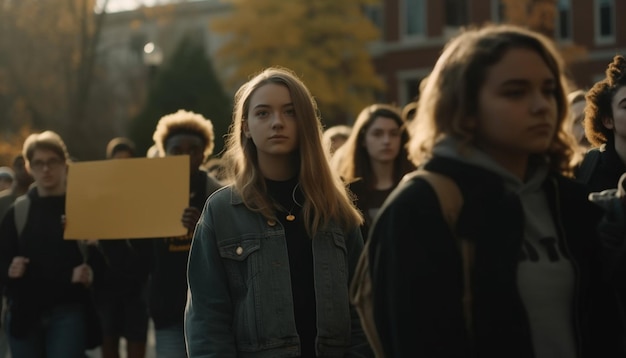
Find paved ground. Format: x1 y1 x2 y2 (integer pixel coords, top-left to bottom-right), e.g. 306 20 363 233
86 319 156 358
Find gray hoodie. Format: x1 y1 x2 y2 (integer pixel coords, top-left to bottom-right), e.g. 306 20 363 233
433 137 576 358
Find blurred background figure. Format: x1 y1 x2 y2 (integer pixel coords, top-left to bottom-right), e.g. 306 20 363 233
0 155 34 220
332 103 415 239
567 89 591 149
145 144 160 159
106 137 136 159
203 157 227 183
149 109 223 358
0 157 30 358
575 55 626 192
0 131 99 357
0 168 14 192
92 137 151 358
322 125 352 157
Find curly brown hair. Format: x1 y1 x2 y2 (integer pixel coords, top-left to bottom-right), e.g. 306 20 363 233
584 55 626 147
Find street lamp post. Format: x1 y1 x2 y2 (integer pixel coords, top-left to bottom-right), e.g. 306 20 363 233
142 42 163 84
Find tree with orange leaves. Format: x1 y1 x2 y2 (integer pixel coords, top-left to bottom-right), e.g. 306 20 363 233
211 0 385 125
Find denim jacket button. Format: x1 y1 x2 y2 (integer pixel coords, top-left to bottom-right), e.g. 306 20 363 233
236 246 243 255
267 219 277 226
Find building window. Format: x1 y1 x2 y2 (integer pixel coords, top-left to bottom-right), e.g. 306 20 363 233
556 0 572 41
405 78 421 105
401 0 426 38
398 70 430 106
445 0 467 28
491 0 505 23
595 0 615 43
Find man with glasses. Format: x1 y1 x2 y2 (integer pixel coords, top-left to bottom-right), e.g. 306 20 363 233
0 131 96 357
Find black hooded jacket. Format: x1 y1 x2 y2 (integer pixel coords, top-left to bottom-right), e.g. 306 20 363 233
369 156 625 357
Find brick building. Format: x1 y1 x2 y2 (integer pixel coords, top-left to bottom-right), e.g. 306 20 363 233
100 0 626 118
369 0 626 107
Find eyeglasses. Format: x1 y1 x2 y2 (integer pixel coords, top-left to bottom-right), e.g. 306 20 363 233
30 158 65 171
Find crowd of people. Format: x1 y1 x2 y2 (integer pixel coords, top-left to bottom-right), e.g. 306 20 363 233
0 22 626 358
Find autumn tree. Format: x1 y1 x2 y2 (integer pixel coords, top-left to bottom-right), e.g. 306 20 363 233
129 32 232 156
0 0 112 159
211 0 384 126
0 0 192 160
0 124 35 167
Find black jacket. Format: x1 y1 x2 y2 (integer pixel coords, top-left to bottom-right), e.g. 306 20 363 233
579 141 626 193
369 156 625 357
149 171 222 329
0 187 99 337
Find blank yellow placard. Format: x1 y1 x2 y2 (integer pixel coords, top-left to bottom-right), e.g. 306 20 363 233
64 156 189 240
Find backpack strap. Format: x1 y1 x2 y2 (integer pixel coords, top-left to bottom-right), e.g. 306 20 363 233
350 237 381 355
412 170 463 228
350 169 471 357
13 194 30 238
416 170 473 337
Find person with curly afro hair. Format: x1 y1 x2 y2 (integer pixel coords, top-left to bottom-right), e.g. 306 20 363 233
149 109 223 358
575 55 626 192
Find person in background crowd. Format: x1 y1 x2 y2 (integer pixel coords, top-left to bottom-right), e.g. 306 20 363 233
203 157 227 183
575 55 626 192
368 24 626 357
567 89 591 150
0 156 34 220
106 137 135 160
185 67 371 357
92 137 152 358
332 103 415 239
150 110 222 358
0 155 33 358
0 168 14 192
0 131 98 357
322 125 352 157
146 144 160 159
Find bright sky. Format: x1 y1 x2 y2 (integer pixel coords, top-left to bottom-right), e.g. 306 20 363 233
101 0 161 13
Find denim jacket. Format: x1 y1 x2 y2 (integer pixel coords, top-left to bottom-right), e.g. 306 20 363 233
185 186 371 358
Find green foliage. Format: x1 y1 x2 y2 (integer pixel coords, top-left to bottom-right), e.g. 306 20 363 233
129 33 233 157
212 0 384 125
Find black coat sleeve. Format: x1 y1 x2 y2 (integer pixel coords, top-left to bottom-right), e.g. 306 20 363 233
369 178 471 357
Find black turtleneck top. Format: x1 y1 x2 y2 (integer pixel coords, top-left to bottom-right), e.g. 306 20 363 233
265 177 317 358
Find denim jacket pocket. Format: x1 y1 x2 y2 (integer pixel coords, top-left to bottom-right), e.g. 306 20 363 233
217 237 262 288
218 239 261 261
217 237 263 347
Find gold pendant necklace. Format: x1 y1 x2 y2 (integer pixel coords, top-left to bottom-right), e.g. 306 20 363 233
283 182 302 222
